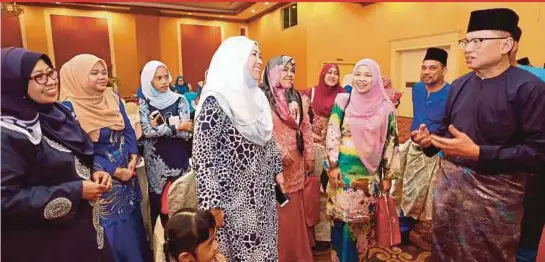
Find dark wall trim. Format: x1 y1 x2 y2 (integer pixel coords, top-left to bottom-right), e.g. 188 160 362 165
246 2 374 23
82 2 255 16
246 2 291 23
236 2 255 14
359 2 375 7
19 2 246 23
20 2 377 27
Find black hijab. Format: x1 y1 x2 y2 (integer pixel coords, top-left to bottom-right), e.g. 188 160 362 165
1 47 93 156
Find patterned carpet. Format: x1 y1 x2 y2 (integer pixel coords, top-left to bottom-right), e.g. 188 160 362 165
397 117 412 144
313 244 431 262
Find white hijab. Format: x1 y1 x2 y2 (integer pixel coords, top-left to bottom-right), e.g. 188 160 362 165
141 61 180 110
195 36 273 147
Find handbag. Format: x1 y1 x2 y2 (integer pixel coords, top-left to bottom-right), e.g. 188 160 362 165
375 127 401 247
303 173 321 227
375 193 402 247
160 179 173 215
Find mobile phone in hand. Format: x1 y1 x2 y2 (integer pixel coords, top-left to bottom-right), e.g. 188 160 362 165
275 184 290 207
150 110 165 125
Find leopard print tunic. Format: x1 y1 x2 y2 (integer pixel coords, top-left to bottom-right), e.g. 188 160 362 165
193 97 283 261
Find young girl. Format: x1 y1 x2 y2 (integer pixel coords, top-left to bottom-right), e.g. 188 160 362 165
163 209 225 262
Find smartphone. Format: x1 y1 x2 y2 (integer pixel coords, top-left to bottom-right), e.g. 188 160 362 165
150 110 165 125
275 184 290 207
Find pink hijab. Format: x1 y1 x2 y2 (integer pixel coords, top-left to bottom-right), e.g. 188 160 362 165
345 59 395 174
261 56 300 129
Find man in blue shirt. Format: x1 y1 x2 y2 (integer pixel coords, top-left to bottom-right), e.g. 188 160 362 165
396 47 451 248
510 26 545 262
511 27 545 82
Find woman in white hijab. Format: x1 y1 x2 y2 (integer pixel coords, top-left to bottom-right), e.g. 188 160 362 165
139 61 193 230
193 36 285 261
342 73 353 93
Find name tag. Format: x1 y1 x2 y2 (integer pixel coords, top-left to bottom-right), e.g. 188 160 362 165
168 116 180 126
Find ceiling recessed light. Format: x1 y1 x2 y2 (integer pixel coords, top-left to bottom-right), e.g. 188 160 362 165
188 12 192 15
55 2 61 4
101 5 106 8
265 2 269 5
292 5 296 8
251 9 255 13
219 15 223 18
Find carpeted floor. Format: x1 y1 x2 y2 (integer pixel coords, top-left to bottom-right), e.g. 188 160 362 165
313 244 431 262
397 116 412 144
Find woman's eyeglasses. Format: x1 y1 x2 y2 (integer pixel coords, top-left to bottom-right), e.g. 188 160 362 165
30 69 58 85
458 37 510 50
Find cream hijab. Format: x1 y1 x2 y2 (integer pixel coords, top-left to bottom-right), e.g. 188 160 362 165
59 54 124 142
195 36 273 147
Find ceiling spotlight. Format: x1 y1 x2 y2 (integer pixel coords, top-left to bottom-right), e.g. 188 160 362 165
55 2 61 4
265 2 269 5
219 15 223 18
251 9 255 13
188 12 192 15
101 5 106 8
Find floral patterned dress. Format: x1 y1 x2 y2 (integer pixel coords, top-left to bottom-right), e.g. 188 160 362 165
326 98 400 262
139 96 192 228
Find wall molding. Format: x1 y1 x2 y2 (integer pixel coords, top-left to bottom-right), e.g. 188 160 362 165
389 31 462 117
176 19 225 76
247 2 291 23
43 8 116 76
18 14 28 49
389 31 462 88
22 2 249 24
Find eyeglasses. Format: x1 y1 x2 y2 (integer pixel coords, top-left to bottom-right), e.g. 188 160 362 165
30 69 58 85
458 37 510 50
